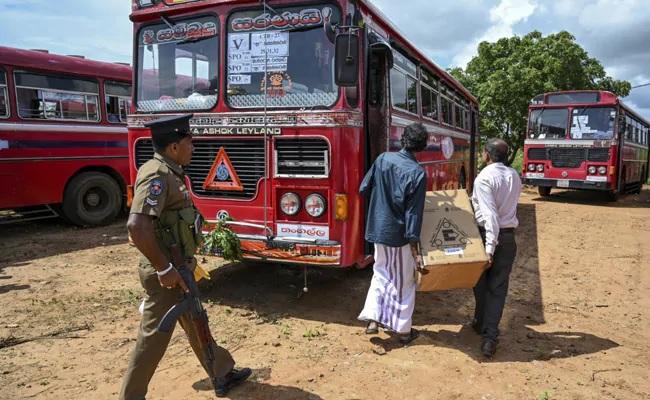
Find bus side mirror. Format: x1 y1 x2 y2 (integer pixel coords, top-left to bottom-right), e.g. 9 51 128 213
335 33 359 87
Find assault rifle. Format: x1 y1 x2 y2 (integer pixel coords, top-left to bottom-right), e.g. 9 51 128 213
158 243 221 394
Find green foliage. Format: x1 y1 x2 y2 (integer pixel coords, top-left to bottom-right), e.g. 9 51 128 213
303 328 323 339
450 31 631 164
510 148 524 173
200 218 243 262
538 390 551 400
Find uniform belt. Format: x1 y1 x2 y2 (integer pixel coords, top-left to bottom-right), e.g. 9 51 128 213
478 227 515 234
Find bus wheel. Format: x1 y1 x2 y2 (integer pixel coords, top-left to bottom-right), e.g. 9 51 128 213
538 186 552 197
607 190 620 202
62 172 122 226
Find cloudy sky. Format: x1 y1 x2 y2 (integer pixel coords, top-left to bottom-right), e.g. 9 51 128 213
1 0 648 119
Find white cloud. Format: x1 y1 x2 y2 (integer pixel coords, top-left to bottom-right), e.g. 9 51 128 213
453 0 538 67
0 1 132 64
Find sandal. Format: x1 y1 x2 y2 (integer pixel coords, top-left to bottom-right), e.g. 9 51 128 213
365 321 379 335
399 328 420 344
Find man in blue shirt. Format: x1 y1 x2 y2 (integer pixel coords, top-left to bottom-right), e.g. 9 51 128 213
358 122 428 344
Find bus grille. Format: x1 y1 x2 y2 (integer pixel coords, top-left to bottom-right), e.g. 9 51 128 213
275 138 329 177
587 148 610 162
134 139 265 200
549 148 585 168
527 148 547 160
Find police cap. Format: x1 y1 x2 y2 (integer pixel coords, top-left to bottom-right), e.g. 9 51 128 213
145 114 193 149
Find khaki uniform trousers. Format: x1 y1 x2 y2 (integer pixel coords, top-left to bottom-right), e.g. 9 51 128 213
119 260 235 400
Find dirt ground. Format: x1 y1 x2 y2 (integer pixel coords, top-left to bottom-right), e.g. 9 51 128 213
1 187 649 400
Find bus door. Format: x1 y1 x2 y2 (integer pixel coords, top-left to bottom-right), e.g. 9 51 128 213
362 33 392 255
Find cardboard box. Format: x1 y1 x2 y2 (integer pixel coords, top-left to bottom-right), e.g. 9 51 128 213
418 190 489 291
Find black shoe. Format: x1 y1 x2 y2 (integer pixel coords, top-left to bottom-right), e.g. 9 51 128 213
399 328 420 345
214 367 252 397
480 338 498 358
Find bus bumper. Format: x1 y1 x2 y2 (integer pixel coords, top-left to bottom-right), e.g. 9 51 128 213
237 234 343 267
524 178 612 191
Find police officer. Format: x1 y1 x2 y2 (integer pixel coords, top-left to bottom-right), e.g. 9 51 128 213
120 114 251 399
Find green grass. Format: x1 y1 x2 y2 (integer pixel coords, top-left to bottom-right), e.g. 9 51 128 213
510 148 524 172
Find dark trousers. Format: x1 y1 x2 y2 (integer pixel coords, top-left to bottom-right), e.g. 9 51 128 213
119 260 235 400
473 229 517 341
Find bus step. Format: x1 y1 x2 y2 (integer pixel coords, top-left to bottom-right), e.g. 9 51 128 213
623 182 642 194
0 205 60 225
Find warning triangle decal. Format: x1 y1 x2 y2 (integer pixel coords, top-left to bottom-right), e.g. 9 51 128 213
202 147 244 192
430 217 472 250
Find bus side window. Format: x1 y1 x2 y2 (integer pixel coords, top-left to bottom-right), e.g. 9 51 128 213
105 81 132 123
0 71 7 118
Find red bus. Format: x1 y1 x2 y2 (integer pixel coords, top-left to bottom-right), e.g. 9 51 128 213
523 90 649 200
0 46 132 225
128 0 479 267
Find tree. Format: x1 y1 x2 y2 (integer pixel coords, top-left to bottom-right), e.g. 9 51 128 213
450 31 631 165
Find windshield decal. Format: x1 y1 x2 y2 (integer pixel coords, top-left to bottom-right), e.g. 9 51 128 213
261 72 293 98
228 31 290 74
142 21 217 45
231 7 332 32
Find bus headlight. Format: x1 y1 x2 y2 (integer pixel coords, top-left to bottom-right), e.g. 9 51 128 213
598 166 607 175
588 166 597 175
536 164 544 172
528 164 536 172
305 194 326 217
280 192 300 216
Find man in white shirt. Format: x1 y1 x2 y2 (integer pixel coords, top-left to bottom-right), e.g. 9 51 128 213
470 138 522 358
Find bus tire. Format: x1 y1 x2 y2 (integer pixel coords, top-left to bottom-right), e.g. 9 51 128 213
607 190 619 202
62 172 122 227
538 186 552 197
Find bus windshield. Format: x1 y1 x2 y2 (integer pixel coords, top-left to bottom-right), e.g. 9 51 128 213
529 108 568 139
136 15 219 113
570 107 616 140
226 5 341 109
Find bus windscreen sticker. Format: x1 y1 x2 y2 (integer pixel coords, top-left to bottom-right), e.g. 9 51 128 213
229 32 289 75
231 8 332 32
142 21 217 45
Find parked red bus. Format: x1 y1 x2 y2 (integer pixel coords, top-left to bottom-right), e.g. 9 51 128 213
0 47 132 225
523 90 649 200
128 0 479 267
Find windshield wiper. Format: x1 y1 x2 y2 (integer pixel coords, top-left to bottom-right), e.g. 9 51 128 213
178 34 217 45
278 24 325 34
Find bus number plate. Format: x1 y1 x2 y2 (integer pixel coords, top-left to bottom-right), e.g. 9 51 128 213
557 179 570 188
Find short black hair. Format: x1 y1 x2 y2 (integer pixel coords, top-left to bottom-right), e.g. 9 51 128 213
401 122 428 152
484 138 509 163
152 137 183 153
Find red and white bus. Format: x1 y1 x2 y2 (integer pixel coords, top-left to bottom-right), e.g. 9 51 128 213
128 0 479 267
523 90 649 200
0 46 132 225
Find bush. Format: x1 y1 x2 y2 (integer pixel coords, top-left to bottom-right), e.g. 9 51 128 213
200 218 243 262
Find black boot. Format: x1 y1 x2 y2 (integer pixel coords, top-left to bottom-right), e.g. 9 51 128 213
214 367 252 397
480 338 498 358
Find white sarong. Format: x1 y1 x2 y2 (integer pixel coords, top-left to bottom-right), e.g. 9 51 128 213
358 243 417 334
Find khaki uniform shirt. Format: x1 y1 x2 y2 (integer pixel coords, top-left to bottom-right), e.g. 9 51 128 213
130 153 192 216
